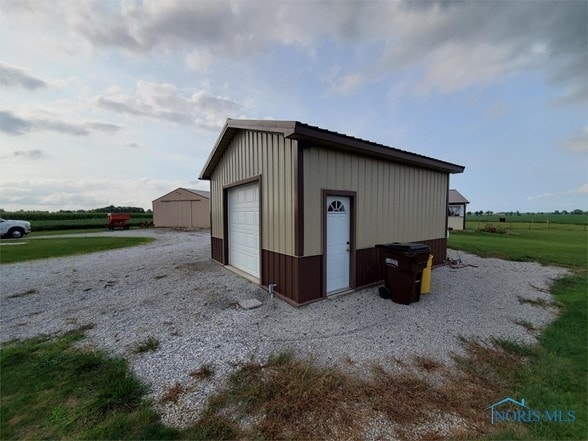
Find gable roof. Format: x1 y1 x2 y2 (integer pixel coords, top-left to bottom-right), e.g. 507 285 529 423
448 189 470 205
185 188 210 198
199 119 465 180
153 187 210 202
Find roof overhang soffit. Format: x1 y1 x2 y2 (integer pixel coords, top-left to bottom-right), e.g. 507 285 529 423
199 119 465 180
289 125 464 174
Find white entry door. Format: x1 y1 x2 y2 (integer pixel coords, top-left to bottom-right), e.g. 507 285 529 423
228 182 260 278
326 196 350 294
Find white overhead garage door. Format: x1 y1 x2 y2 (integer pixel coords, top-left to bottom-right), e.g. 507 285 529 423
228 182 260 278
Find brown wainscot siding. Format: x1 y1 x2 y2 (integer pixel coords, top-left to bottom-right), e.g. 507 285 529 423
355 247 384 288
420 238 447 267
211 236 225 264
261 249 322 305
354 237 447 288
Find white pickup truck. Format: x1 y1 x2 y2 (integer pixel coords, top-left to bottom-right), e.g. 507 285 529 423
0 218 32 238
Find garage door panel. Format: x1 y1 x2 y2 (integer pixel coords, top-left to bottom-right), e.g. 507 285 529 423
228 182 260 278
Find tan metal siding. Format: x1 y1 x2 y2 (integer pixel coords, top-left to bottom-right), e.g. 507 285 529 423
448 216 465 230
153 198 210 228
211 130 296 255
304 146 448 255
153 188 210 228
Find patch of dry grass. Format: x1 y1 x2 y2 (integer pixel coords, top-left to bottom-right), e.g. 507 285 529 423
517 295 560 309
199 342 528 440
190 364 215 380
160 383 190 404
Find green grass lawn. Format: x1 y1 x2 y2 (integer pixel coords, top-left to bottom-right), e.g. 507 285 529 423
0 330 178 440
0 236 154 264
450 226 587 268
449 226 587 440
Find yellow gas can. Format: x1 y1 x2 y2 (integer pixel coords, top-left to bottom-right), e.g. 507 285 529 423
420 254 433 294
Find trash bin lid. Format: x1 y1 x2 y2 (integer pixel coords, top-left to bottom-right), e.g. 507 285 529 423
376 243 431 253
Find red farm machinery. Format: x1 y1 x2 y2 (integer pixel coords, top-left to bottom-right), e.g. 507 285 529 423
107 213 131 230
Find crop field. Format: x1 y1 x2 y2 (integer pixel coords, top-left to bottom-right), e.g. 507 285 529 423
1 212 153 232
467 213 587 226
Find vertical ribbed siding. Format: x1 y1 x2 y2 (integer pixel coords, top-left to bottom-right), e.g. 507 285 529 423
303 146 448 255
153 198 210 228
210 130 296 255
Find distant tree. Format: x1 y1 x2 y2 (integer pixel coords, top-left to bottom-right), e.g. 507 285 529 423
516 211 521 216
466 211 472 216
485 210 493 215
562 210 569 215
91 205 145 213
572 209 585 215
554 210 560 215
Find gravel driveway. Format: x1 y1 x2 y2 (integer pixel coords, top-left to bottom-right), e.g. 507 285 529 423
0 229 568 427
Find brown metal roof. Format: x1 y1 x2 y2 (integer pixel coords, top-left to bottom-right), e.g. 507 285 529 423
448 189 470 204
199 118 465 180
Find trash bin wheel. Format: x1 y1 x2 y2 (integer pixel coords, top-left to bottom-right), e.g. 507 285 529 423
378 286 390 299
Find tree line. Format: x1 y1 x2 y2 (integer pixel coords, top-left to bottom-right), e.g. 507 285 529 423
1 206 152 214
467 209 586 216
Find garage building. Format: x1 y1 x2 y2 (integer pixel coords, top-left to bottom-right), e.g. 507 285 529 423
152 188 210 228
448 189 470 231
199 119 464 305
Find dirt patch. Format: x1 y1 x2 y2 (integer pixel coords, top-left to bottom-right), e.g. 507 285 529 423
175 261 216 272
7 289 37 299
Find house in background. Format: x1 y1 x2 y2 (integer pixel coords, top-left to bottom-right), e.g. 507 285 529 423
199 119 464 306
448 189 470 231
152 188 210 228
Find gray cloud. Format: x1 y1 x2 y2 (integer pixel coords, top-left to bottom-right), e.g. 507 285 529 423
562 126 588 154
3 1 586 100
0 62 48 90
94 81 241 130
0 177 195 211
0 110 31 134
380 1 588 99
86 121 123 133
0 110 121 136
13 149 45 160
95 97 149 117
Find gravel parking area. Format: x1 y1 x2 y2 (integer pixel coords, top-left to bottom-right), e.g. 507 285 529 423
0 229 568 428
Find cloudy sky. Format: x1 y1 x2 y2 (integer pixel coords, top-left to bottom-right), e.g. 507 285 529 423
0 0 586 212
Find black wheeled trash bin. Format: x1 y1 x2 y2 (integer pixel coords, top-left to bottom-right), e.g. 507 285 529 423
376 243 431 305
